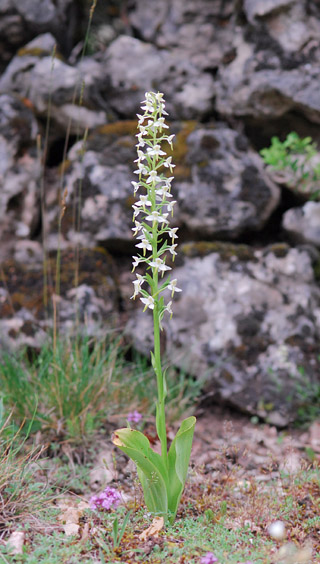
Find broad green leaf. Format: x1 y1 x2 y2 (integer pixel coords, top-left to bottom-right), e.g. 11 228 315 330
112 428 168 516
167 416 196 521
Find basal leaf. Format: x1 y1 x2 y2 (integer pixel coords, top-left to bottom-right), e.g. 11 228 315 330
112 428 168 516
167 416 196 521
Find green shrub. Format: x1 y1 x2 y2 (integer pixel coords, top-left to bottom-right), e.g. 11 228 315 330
260 132 320 197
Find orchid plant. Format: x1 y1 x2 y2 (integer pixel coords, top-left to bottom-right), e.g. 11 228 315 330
112 91 196 524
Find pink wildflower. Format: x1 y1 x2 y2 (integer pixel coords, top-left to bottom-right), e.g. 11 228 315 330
127 410 143 424
89 486 121 511
201 553 218 564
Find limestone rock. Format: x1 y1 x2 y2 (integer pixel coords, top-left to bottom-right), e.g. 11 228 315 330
0 0 78 71
282 201 320 246
48 121 279 252
46 122 138 252
174 124 280 237
126 243 320 424
0 94 39 261
215 2 320 123
128 0 235 70
0 250 120 350
0 35 107 134
102 35 216 119
243 0 297 23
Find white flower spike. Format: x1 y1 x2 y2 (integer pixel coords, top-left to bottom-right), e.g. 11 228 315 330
130 91 180 319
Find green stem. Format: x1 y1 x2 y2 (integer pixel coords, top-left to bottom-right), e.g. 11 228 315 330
153 295 167 466
149 157 167 466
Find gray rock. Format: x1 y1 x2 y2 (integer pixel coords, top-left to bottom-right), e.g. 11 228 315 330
0 94 39 260
262 2 320 53
0 310 48 352
0 2 31 70
49 130 136 251
243 0 296 23
0 33 59 96
126 243 320 424
47 121 279 252
215 2 320 122
0 250 121 351
128 0 235 47
174 124 280 237
24 31 57 52
217 63 320 123
0 36 107 133
128 0 235 70
282 201 320 246
103 35 216 119
0 0 78 71
14 0 57 26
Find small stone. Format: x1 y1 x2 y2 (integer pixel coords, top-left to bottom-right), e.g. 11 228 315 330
268 520 286 540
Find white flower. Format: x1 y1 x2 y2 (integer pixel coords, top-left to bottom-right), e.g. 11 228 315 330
132 205 142 219
168 227 178 243
166 134 175 146
136 137 145 148
135 195 152 211
134 150 146 165
146 145 166 158
168 244 178 257
131 92 179 316
163 156 175 171
153 118 169 129
136 125 148 136
133 164 148 176
131 181 141 194
165 300 173 315
268 521 286 540
132 256 142 271
164 176 174 188
145 211 169 224
132 221 143 236
146 170 162 184
167 200 176 214
131 274 145 299
141 100 154 113
167 279 182 297
140 295 155 310
136 239 152 254
160 212 169 226
156 186 172 200
155 92 164 104
149 258 171 273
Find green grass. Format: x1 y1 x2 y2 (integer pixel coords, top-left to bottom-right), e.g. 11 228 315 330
0 337 202 444
0 400 54 531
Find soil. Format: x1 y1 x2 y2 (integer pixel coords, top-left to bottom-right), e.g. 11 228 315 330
190 406 320 474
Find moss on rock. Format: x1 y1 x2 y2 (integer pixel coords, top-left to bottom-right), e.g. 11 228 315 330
17 47 63 60
163 121 197 180
181 241 256 262
96 120 137 138
264 243 290 258
0 248 119 319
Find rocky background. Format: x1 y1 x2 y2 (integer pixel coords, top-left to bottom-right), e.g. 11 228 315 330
1 0 320 426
